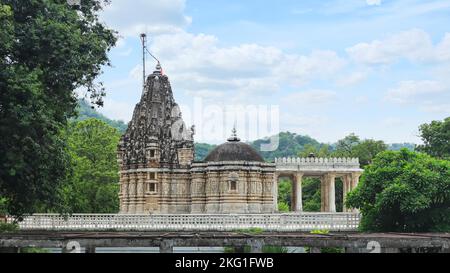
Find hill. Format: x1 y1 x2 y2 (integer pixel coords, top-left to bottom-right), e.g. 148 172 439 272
75 99 128 133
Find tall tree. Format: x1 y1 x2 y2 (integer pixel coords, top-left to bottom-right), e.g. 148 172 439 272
58 119 120 213
352 139 388 167
334 133 360 156
346 149 450 232
332 134 387 167
0 0 116 216
417 117 450 159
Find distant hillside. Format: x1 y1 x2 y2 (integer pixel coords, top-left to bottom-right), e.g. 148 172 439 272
193 132 325 162
75 99 128 133
194 143 217 161
389 143 416 151
250 132 324 161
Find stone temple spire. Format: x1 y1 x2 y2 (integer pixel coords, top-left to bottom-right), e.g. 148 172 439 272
117 65 194 169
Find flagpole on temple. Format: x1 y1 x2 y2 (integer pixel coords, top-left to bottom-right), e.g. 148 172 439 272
140 33 147 90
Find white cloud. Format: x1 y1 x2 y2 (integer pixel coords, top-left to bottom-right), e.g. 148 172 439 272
366 0 382 6
381 117 404 128
346 29 450 65
101 0 191 37
128 31 347 103
97 98 135 122
283 90 337 106
336 71 368 86
419 103 450 115
385 80 448 104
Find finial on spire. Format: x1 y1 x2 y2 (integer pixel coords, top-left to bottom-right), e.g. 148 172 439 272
227 126 241 142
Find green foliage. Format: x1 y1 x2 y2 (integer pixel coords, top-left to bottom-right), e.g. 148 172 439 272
0 0 116 216
334 133 361 155
0 197 7 215
298 143 332 158
302 178 321 212
417 117 450 159
21 247 50 253
333 134 388 167
0 222 18 233
278 179 292 208
233 227 264 235
346 149 450 232
76 99 128 133
57 119 120 213
278 202 290 212
389 143 416 151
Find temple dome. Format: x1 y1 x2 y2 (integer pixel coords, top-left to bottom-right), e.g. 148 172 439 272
204 129 265 162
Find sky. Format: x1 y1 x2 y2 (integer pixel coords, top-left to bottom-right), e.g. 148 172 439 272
90 0 450 144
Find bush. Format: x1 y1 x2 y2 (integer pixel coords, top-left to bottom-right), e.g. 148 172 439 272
0 222 18 233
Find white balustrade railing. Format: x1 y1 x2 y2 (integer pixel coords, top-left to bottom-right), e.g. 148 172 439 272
7 213 360 232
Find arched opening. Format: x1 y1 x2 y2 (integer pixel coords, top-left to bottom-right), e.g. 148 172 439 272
302 178 321 212
277 177 293 212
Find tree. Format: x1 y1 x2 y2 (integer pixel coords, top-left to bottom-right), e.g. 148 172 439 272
346 149 450 232
352 140 388 167
417 117 450 159
0 1 116 216
58 119 120 213
332 134 387 167
298 144 331 158
334 133 360 156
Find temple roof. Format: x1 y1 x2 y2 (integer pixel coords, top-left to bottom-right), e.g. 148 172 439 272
204 130 265 162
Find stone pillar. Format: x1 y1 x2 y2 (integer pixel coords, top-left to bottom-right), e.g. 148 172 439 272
160 240 174 253
320 175 325 212
320 175 329 212
351 173 361 213
136 173 145 214
328 173 336 213
128 174 137 214
342 174 351 212
351 172 361 189
273 173 279 212
120 174 129 214
294 172 303 212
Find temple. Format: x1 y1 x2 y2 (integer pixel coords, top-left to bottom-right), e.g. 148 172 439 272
117 65 275 214
117 65 363 214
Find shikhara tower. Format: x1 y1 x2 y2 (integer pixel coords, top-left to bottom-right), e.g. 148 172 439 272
117 64 276 214
117 64 196 214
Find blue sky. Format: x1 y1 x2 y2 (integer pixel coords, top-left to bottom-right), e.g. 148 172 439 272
91 0 450 144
